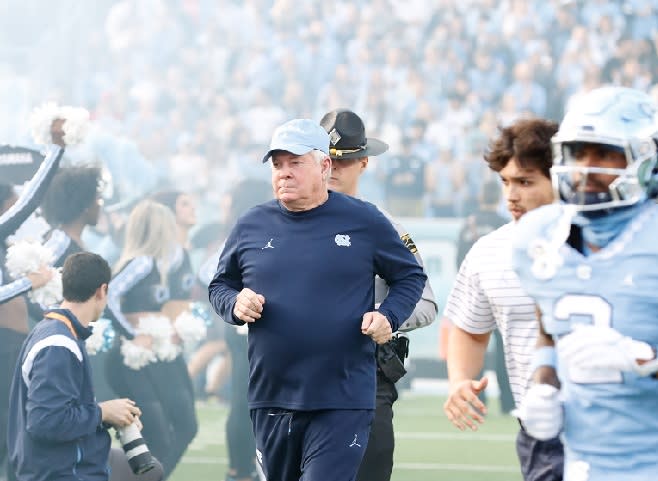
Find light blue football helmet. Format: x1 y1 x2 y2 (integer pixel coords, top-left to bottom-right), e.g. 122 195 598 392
551 86 658 211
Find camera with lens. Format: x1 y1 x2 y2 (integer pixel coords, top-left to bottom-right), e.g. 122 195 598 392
117 422 157 475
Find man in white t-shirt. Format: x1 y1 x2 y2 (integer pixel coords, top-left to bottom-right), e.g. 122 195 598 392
442 118 564 481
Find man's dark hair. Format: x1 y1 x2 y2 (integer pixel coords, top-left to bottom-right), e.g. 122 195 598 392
62 252 111 302
42 167 101 225
484 118 558 178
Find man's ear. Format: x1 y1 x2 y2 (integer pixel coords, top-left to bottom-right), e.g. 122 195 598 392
96 283 109 300
322 157 332 180
360 157 369 172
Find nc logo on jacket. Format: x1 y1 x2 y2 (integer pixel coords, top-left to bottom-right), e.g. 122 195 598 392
335 234 351 247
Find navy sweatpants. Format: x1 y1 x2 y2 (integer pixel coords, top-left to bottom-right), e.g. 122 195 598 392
251 408 374 481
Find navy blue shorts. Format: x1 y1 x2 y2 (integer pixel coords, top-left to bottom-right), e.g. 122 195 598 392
251 408 375 481
516 427 564 481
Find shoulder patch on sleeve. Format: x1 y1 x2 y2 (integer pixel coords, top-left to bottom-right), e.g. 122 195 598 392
400 233 418 254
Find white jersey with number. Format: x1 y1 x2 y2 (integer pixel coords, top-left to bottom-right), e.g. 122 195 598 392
443 221 537 406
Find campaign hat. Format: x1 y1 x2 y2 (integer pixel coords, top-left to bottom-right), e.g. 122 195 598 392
319 109 389 160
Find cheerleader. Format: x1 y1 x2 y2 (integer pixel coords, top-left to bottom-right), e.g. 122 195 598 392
0 145 62 480
105 200 196 479
149 191 201 470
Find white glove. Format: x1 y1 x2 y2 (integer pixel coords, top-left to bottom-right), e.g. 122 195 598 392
558 324 655 375
512 384 562 441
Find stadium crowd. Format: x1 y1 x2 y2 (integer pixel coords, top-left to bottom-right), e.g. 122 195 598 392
1 0 658 220
2 2 658 481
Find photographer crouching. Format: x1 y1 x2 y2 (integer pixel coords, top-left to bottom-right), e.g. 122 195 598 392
6 252 158 481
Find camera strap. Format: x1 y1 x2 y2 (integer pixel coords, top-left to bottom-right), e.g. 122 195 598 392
44 311 78 339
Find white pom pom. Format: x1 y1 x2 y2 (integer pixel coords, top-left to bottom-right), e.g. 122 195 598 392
86 319 110 355
59 106 90 146
174 310 208 349
119 315 183 368
120 338 157 370
5 240 53 277
28 102 89 146
86 323 105 355
28 102 60 146
156 342 181 362
28 270 62 307
135 314 181 362
6 240 62 307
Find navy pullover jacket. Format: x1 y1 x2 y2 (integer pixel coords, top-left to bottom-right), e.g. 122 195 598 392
209 191 426 410
7 309 110 481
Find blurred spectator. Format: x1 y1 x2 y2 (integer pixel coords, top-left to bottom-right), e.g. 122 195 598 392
426 145 466 217
385 137 427 217
504 61 547 116
166 133 209 196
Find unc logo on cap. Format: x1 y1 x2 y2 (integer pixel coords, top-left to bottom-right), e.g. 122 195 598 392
335 234 351 247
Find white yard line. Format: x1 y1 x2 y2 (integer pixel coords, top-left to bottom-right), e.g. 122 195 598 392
393 462 519 473
179 456 518 474
188 430 516 447
397 431 516 441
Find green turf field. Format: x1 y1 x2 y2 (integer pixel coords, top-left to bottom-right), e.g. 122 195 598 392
169 392 523 481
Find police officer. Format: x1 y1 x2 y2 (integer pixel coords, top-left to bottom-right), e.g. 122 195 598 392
320 109 438 481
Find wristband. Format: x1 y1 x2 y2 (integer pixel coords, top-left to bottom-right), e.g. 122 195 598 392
529 346 556 374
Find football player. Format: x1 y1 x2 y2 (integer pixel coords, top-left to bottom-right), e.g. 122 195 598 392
513 86 658 481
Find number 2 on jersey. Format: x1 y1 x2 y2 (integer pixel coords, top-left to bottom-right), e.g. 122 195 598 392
553 294 622 383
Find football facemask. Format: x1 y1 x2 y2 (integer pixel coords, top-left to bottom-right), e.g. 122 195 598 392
551 87 658 211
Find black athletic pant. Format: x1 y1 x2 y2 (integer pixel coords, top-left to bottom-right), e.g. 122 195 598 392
516 426 564 481
107 346 197 479
225 327 257 478
356 372 397 481
0 328 26 481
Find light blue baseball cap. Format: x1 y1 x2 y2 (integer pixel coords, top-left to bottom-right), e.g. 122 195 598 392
262 118 330 163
